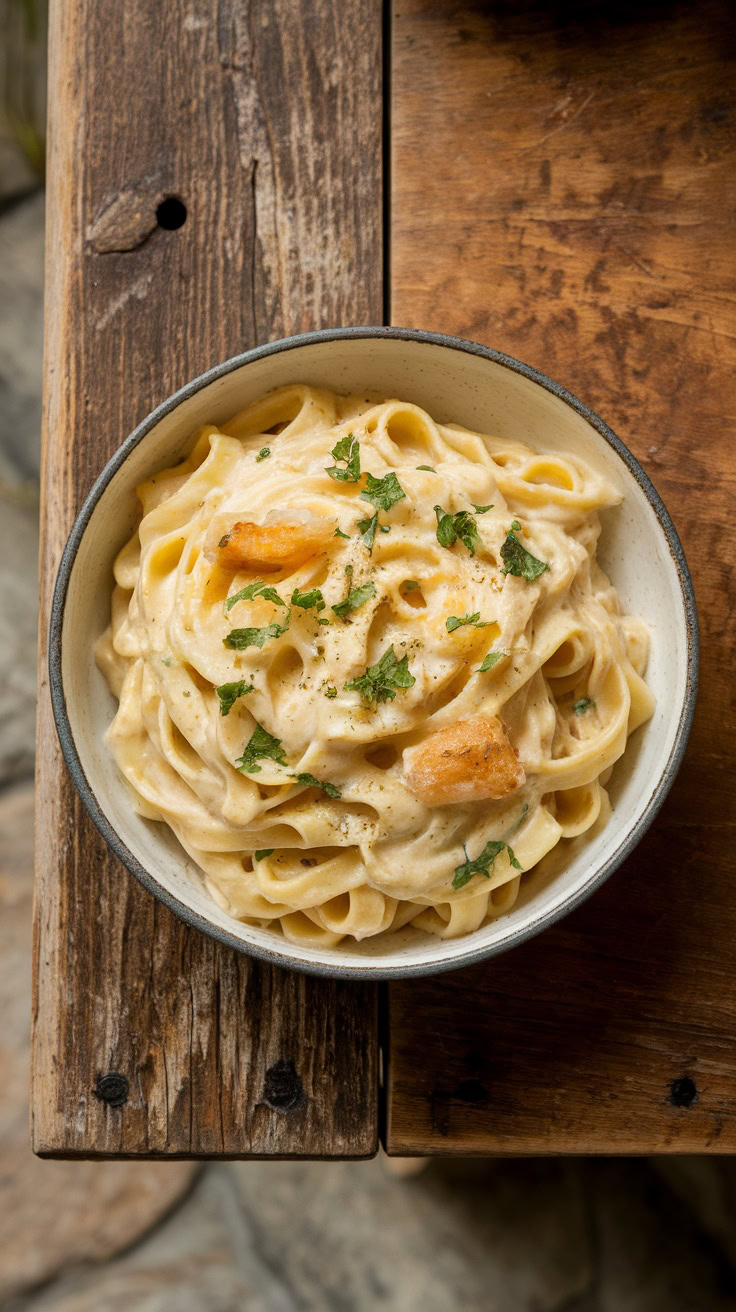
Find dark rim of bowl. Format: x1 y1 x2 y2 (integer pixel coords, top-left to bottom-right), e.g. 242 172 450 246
49 326 699 980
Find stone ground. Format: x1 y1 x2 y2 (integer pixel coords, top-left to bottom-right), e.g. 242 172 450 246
3 164 736 1312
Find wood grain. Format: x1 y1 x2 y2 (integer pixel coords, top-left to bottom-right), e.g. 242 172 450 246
33 0 382 1158
386 0 736 1154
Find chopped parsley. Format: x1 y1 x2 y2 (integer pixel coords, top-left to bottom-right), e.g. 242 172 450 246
332 433 357 462
360 471 406 513
332 579 377 620
216 678 254 715
358 512 378 549
225 579 287 611
403 580 420 591
334 527 350 539
161 656 173 667
573 697 596 715
478 650 507 672
293 772 342 799
416 464 436 472
473 503 494 514
446 612 492 633
326 432 361 482
434 505 482 556
254 849 274 860
435 507 458 548
345 644 416 704
291 586 325 613
235 724 287 773
223 611 290 649
255 446 271 462
452 839 523 891
354 472 406 546
500 530 549 581
510 519 522 530
325 686 337 699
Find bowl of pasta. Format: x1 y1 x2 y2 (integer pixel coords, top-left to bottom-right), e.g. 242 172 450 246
50 328 698 978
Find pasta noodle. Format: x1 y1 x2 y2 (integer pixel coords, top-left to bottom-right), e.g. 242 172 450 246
96 385 655 946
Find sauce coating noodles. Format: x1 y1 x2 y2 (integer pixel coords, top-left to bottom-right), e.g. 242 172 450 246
96 386 654 946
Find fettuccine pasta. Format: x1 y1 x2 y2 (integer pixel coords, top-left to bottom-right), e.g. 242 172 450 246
96 385 654 946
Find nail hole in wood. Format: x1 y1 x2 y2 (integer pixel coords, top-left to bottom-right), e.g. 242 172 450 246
669 1075 698 1108
94 1072 130 1107
263 1059 306 1112
156 196 187 230
453 1077 489 1106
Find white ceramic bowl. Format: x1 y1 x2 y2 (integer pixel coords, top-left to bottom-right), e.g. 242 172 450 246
50 328 698 979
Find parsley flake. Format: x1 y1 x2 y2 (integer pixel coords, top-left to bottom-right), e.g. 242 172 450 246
473 503 494 514
326 433 361 482
161 656 173 667
224 610 290 649
291 586 325 613
225 579 288 611
478 650 507 672
325 686 337 699
254 849 274 861
345 644 416 704
573 697 596 715
293 772 342 799
332 579 377 620
331 433 356 461
435 506 458 549
256 446 271 462
510 519 522 531
416 465 436 473
500 531 549 581
235 724 287 773
358 512 378 549
216 679 254 715
335 527 350 539
434 505 482 556
446 612 492 633
403 580 420 591
452 839 524 891
360 471 406 513
355 473 406 545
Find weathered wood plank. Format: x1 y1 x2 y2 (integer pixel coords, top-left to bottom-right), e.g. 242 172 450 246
33 0 382 1158
387 0 736 1154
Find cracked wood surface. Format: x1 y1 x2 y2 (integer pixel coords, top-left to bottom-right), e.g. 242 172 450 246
33 0 382 1158
385 0 736 1155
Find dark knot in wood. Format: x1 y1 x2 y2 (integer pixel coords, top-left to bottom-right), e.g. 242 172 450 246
669 1076 698 1108
87 181 161 253
94 1072 130 1108
263 1059 306 1113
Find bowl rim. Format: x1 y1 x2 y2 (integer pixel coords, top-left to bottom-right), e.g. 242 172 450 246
49 325 699 980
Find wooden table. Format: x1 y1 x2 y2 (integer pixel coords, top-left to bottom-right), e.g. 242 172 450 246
33 0 736 1158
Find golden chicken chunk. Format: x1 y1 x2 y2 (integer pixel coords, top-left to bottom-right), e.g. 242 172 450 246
403 715 525 806
217 514 334 573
